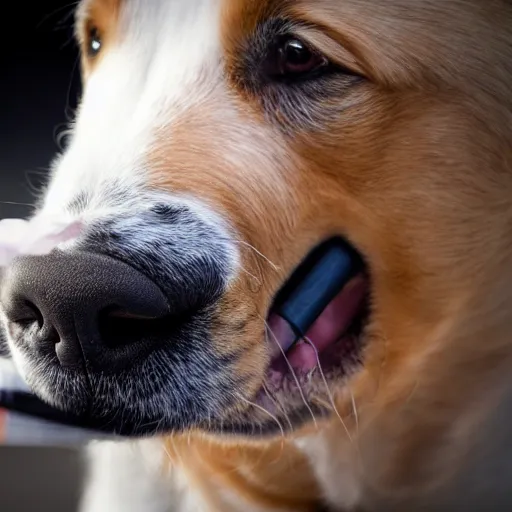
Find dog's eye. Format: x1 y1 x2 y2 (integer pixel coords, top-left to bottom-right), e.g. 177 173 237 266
266 36 328 80
87 27 102 57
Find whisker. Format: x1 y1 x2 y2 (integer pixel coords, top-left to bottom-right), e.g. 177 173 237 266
237 394 285 440
237 394 287 468
24 169 49 199
262 383 293 431
239 265 262 286
235 240 280 272
0 200 34 208
37 2 79 30
349 385 359 438
167 436 185 469
64 55 82 123
303 336 353 444
263 318 318 428
162 443 174 471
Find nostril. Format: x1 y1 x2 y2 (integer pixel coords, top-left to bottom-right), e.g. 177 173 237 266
11 300 44 329
98 307 173 350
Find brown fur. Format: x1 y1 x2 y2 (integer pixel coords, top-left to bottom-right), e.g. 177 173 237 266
78 0 512 509
166 435 322 511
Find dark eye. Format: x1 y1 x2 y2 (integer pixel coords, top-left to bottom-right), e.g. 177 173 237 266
266 36 329 80
87 27 102 57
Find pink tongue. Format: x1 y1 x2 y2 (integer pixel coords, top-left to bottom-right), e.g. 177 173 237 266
267 275 368 372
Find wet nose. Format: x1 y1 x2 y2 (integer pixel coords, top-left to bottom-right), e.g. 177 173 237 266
0 251 169 372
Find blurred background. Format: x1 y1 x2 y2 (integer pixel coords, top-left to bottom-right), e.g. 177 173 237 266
1 1 82 510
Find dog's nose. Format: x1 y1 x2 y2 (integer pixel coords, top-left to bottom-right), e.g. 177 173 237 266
0 251 169 372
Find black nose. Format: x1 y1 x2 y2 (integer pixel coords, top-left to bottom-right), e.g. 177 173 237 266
0 251 169 372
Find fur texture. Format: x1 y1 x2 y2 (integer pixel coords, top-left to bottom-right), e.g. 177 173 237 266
1 0 512 510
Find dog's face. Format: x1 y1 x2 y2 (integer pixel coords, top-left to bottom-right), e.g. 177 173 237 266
2 0 512 488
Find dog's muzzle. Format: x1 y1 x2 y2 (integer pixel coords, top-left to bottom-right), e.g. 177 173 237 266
0 199 240 438
0 200 236 376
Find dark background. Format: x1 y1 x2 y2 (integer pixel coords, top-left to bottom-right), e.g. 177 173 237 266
1 1 82 510
1 0 81 220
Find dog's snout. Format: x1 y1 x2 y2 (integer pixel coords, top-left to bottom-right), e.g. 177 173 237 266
1 251 169 372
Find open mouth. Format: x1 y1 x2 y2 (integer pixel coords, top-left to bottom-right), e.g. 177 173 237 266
263 237 370 399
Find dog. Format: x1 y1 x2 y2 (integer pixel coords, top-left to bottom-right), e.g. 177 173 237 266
1 0 512 510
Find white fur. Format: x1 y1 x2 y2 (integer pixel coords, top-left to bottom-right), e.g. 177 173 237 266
295 434 362 510
6 0 296 510
7 0 243 419
82 439 294 512
81 440 227 512
21 1 236 508
80 440 171 512
42 0 223 222
41 0 292 228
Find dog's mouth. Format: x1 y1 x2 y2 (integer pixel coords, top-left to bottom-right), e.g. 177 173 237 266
252 238 370 427
266 276 368 374
1 231 370 438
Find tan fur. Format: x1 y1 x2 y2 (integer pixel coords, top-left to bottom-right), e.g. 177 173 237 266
78 0 512 509
165 435 321 511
